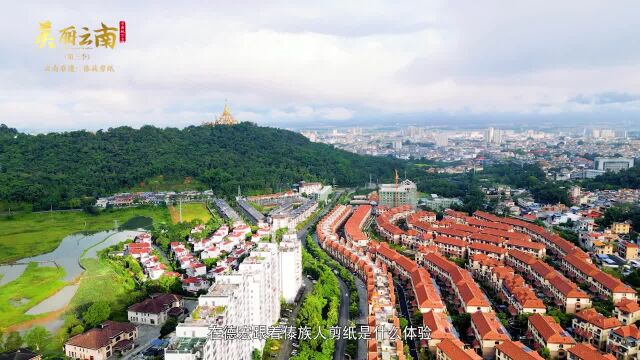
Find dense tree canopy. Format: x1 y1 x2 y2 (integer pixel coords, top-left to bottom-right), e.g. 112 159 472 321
584 165 640 190
0 123 403 210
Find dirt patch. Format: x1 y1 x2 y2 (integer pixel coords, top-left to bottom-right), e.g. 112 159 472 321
5 306 68 332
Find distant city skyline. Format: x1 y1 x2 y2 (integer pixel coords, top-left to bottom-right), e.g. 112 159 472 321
3 1 640 132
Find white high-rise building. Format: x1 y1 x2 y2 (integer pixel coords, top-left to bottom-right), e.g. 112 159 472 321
246 243 281 327
485 127 495 145
166 238 301 360
167 278 251 360
434 133 449 147
280 233 302 303
485 127 503 145
378 179 418 208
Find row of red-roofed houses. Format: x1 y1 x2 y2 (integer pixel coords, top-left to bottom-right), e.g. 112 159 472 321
375 205 412 244
375 206 546 259
472 210 638 303
344 204 373 246
437 336 614 360
506 249 591 314
125 233 179 281
372 241 465 354
352 209 479 356
338 204 574 360
417 249 522 359
467 252 617 359
528 307 639 360
175 223 257 293
373 241 446 313
168 241 208 292
316 206 407 360
316 204 352 244
560 252 637 303
421 251 493 314
468 254 547 316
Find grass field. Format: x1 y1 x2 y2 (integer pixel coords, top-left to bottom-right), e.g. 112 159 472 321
168 202 212 223
0 207 170 264
70 257 138 315
0 263 67 329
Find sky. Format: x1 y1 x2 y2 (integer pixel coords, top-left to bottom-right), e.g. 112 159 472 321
2 0 640 132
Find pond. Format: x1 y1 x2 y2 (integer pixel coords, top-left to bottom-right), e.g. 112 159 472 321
0 230 143 285
0 229 146 333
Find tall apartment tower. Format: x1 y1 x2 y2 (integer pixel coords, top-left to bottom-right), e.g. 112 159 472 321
378 179 418 208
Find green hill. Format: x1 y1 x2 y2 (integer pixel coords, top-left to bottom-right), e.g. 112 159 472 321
0 123 403 210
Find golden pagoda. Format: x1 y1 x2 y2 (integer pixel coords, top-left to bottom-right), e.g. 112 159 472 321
213 103 238 125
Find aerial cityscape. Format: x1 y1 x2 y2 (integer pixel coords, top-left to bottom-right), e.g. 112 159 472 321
2 2 640 360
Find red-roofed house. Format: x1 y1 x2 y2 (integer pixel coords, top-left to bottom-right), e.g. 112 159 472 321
470 311 510 358
432 236 467 258
607 325 640 360
572 308 621 350
528 313 576 359
614 299 640 325
436 338 482 360
467 242 507 261
567 343 615 360
64 321 138 360
496 340 544 360
127 293 183 325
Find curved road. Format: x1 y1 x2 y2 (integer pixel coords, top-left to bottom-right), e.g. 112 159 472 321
295 190 354 359
394 281 418 360
307 233 351 360
277 276 314 360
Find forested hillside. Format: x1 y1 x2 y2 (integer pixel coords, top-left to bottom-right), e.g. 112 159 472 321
0 123 403 210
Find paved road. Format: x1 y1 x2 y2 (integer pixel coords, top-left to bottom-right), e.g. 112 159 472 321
277 276 314 360
354 276 368 360
394 281 418 360
121 324 161 360
334 274 350 360
296 189 357 360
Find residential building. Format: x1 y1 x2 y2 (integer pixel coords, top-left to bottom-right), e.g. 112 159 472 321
614 299 640 325
607 325 640 360
297 181 322 195
378 179 418 208
65 321 138 360
423 311 458 352
528 313 576 359
495 340 544 360
572 308 621 350
470 311 510 359
594 157 634 173
567 343 615 360
612 222 632 235
279 233 302 303
127 293 183 325
618 242 638 261
436 338 482 360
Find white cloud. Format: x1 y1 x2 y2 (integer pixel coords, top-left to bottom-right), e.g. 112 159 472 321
1 0 640 131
